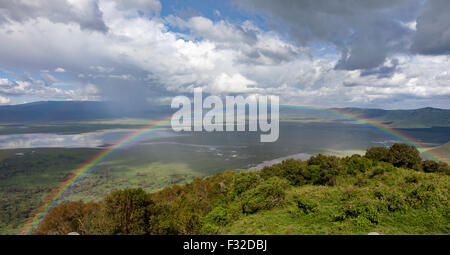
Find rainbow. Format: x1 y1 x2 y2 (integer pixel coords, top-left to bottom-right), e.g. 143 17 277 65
20 104 442 234
20 115 174 234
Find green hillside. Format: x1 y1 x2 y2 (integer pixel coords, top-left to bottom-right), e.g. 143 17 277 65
33 144 449 235
219 167 448 234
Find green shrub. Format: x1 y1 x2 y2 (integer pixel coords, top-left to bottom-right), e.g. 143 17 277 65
232 171 263 196
337 202 380 224
280 159 307 185
260 159 307 186
388 143 422 170
365 146 390 162
294 196 317 214
438 161 450 174
343 155 374 174
369 166 385 178
241 177 288 214
404 174 419 183
32 201 101 235
354 178 368 187
304 166 339 185
204 206 229 226
407 183 438 208
422 160 439 173
306 154 342 186
385 193 408 212
103 188 155 235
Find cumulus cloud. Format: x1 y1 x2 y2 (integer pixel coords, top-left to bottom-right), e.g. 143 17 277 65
0 95 10 104
0 76 99 101
341 55 450 107
0 0 108 32
166 15 308 65
236 0 422 70
0 0 448 109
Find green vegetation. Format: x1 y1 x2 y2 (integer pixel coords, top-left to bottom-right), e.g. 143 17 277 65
0 142 256 234
0 148 98 234
32 144 449 235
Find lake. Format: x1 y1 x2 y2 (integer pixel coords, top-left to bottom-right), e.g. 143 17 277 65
1 121 448 171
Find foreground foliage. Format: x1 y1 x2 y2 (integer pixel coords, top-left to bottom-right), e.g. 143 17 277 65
33 144 449 235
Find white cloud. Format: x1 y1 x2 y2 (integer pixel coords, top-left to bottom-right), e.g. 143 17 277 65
0 95 10 104
210 73 257 93
0 0 447 109
54 67 66 72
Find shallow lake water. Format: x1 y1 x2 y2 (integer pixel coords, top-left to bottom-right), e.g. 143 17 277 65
0 129 176 149
0 122 448 169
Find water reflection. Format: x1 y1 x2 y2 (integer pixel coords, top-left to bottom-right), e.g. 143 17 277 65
0 130 175 149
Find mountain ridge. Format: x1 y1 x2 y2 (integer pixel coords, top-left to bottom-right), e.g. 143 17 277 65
0 101 449 128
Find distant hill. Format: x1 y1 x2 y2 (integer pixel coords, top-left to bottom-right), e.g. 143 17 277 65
0 101 172 122
427 142 450 164
0 101 449 127
331 107 450 128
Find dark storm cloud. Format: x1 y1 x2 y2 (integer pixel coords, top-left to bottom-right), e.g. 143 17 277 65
0 0 108 32
235 0 422 70
361 59 399 78
411 0 450 55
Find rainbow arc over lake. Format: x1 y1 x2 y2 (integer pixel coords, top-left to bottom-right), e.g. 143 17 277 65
20 105 442 234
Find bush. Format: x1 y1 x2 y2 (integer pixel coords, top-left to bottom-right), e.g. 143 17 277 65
343 155 374 174
294 196 317 214
241 177 288 214
232 171 263 196
33 201 100 235
372 189 408 212
306 154 342 186
422 160 439 173
404 174 419 183
438 161 450 174
385 193 408 212
369 166 385 178
336 202 380 225
388 144 422 170
103 188 155 234
260 159 307 186
280 159 307 185
204 206 229 226
365 146 390 162
354 178 368 187
407 183 438 208
308 154 341 170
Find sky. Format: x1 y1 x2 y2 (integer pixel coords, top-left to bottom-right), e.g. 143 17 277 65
0 0 449 109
